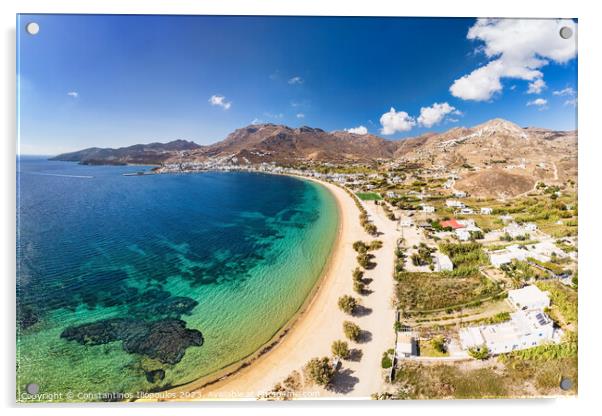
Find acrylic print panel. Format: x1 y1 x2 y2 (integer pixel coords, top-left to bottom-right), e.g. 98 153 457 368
16 14 578 402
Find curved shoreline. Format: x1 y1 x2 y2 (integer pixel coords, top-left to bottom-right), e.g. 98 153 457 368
159 175 349 399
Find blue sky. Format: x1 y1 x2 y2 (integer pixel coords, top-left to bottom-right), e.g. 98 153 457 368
17 15 577 155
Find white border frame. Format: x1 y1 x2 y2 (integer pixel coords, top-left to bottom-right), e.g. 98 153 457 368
2 1 599 415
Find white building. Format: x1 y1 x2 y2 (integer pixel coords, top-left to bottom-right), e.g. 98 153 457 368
399 217 414 227
421 204 435 213
446 200 465 208
480 207 493 215
489 245 529 267
386 191 398 198
396 334 417 358
460 207 474 215
432 252 454 272
530 241 567 260
454 191 467 198
457 219 476 228
459 309 559 355
488 244 554 267
455 229 471 241
508 285 550 311
503 222 537 239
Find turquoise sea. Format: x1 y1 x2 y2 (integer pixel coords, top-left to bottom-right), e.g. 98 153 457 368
16 157 338 400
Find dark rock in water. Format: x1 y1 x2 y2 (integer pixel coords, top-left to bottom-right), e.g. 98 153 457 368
122 319 204 364
145 369 166 383
60 318 203 364
17 305 39 330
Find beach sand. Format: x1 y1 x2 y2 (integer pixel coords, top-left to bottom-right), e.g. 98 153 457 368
166 177 398 400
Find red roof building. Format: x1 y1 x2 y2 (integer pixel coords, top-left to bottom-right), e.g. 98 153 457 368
439 219 464 230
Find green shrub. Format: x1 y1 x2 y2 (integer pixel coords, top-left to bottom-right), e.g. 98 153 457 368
304 357 335 386
468 345 490 360
343 321 361 341
338 295 358 314
331 340 350 359
381 352 393 369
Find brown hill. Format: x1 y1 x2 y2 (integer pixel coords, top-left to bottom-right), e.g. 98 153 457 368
50 119 576 198
394 119 576 191
176 124 398 164
454 169 536 200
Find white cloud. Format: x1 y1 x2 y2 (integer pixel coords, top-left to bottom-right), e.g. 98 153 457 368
209 95 231 110
564 98 577 106
553 87 576 96
527 98 548 106
288 76 303 85
417 102 458 128
450 18 577 101
527 79 546 94
379 108 416 135
67 91 79 98
251 118 264 124
296 113 305 119
345 125 368 135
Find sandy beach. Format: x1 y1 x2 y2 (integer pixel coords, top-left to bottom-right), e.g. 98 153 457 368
164 177 398 400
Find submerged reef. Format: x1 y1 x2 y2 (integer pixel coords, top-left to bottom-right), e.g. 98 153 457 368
61 317 203 364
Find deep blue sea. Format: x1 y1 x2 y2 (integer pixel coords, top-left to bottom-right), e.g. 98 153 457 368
16 157 338 399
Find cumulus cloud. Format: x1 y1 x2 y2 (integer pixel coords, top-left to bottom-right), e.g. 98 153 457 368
345 125 368 135
527 79 546 94
296 113 305 119
380 108 416 135
527 98 548 106
209 95 231 110
417 102 459 128
67 91 79 98
288 76 303 85
553 87 576 96
450 18 577 101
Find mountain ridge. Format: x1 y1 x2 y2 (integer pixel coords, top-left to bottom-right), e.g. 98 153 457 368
50 120 577 190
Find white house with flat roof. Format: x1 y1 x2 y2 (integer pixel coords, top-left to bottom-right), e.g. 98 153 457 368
459 309 559 355
504 222 538 239
421 204 435 213
508 285 550 311
489 245 530 267
396 334 417 358
488 243 561 268
432 252 454 272
530 241 567 260
455 229 471 241
446 200 465 208
480 207 493 215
